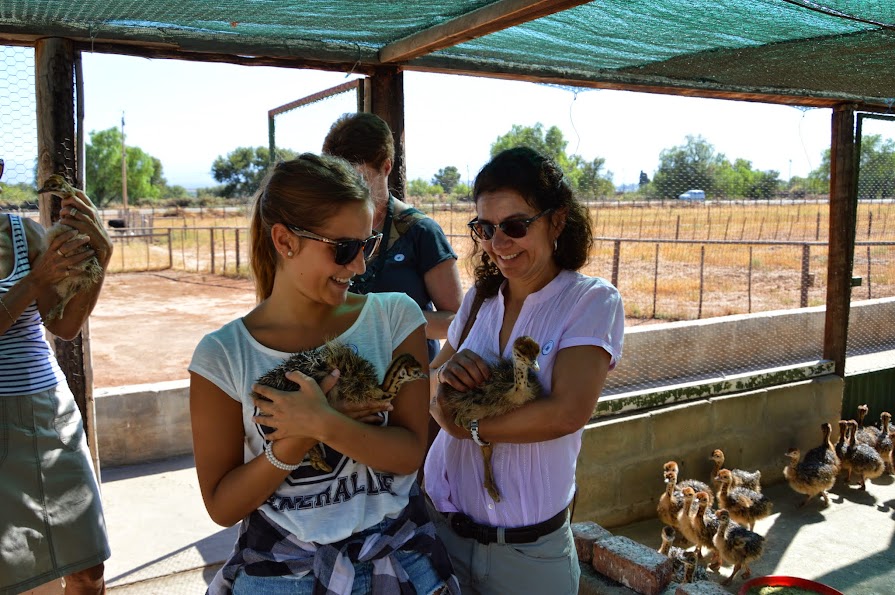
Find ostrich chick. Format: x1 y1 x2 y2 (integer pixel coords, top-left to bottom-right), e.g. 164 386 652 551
874 412 893 473
254 341 426 472
710 449 761 492
37 175 104 321
783 447 837 507
440 335 544 502
855 404 880 446
657 470 683 530
665 460 714 507
715 469 773 530
844 419 885 489
691 490 721 570
713 509 765 586
658 526 707 583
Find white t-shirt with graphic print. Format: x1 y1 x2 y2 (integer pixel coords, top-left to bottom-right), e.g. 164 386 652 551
189 291 426 544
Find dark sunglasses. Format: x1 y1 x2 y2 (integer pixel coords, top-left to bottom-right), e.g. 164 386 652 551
467 208 554 241
286 224 382 266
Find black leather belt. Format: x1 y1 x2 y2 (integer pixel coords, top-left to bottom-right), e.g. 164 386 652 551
445 507 569 545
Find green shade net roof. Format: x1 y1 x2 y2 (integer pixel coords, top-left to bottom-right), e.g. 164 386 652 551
1 0 893 108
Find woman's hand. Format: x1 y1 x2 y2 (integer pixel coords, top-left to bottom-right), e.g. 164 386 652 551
30 227 93 288
59 190 113 267
251 369 340 441
437 348 491 391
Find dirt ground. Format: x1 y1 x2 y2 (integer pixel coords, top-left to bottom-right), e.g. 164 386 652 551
88 270 661 389
89 271 257 388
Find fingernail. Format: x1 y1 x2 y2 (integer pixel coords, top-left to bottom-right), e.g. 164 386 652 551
330 369 341 378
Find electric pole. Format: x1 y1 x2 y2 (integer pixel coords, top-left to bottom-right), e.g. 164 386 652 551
121 112 128 212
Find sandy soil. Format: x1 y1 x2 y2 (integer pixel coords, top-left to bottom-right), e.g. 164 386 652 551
89 271 256 388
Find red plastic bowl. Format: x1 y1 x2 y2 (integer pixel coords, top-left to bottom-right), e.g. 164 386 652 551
738 575 844 595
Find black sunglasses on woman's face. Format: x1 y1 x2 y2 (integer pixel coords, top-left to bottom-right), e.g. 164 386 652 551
285 224 382 266
467 208 554 241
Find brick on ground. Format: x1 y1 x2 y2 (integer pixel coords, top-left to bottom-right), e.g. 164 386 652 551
572 521 613 564
591 535 673 595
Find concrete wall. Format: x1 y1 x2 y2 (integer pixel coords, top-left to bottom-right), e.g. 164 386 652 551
93 299 890 524
573 375 843 528
605 296 895 393
95 379 191 467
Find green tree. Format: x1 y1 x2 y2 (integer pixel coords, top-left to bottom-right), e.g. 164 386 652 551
211 146 298 198
639 171 650 187
407 178 435 198
432 166 461 194
651 135 723 199
490 123 613 198
810 134 895 200
491 123 567 165
85 127 165 206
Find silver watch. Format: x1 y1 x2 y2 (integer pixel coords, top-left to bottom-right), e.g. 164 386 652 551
470 419 490 447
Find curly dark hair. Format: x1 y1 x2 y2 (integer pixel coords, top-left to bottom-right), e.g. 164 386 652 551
470 147 593 297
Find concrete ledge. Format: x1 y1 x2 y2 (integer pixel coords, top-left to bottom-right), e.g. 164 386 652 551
96 379 191 467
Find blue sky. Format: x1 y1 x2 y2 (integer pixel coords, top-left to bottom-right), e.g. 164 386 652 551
2 48 836 190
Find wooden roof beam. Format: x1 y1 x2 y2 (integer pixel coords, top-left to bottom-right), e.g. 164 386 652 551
378 0 590 63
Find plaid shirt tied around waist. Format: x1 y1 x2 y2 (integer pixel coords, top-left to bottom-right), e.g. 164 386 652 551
208 484 459 595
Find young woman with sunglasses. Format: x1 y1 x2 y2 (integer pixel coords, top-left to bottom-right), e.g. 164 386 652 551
424 147 625 594
189 155 458 594
322 112 462 363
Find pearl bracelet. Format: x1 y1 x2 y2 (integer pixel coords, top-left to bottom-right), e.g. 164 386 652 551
264 441 301 471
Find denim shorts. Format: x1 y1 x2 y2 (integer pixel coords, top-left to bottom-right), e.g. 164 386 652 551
231 520 446 595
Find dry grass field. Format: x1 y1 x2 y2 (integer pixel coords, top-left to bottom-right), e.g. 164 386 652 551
108 200 895 324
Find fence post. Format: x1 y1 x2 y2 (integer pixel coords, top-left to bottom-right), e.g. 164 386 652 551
611 240 621 288
675 215 680 240
800 243 810 308
210 228 215 274
167 229 173 269
698 245 705 319
866 246 872 299
236 228 241 274
652 243 659 319
748 245 753 313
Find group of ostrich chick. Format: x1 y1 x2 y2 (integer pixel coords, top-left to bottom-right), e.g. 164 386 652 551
657 404 894 587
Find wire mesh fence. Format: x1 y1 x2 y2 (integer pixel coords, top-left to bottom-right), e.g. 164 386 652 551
2 42 894 394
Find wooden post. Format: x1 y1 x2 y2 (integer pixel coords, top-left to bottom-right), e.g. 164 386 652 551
698 245 705 319
167 229 173 269
823 104 857 377
235 228 241 273
367 66 406 201
800 244 810 308
35 39 100 473
611 240 621 288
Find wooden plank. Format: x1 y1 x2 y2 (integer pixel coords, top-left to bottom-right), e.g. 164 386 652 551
379 0 591 63
823 104 857 377
268 80 360 117
35 39 100 472
367 68 406 200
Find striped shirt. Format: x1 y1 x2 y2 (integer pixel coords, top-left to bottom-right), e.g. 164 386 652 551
0 214 66 395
